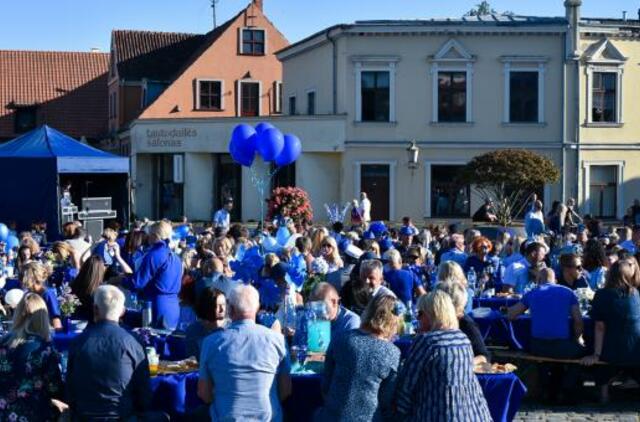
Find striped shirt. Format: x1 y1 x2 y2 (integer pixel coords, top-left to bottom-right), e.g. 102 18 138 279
395 330 492 422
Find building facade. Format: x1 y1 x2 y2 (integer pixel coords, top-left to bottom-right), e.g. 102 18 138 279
276 15 570 222
122 0 291 221
570 6 640 220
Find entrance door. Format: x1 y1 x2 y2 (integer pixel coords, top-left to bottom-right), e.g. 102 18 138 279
361 164 390 221
590 165 617 218
241 82 260 117
216 154 242 221
153 154 183 220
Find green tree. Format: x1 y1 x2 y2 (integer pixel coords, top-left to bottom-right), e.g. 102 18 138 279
465 1 496 16
458 149 560 226
464 1 514 16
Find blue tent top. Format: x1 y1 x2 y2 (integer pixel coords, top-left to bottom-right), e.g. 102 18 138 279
0 125 129 173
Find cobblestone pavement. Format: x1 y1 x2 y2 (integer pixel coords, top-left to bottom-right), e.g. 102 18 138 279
514 404 640 421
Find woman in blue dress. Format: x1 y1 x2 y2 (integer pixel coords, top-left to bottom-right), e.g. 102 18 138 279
132 221 182 329
395 290 492 421
19 261 62 330
315 294 400 422
0 293 63 421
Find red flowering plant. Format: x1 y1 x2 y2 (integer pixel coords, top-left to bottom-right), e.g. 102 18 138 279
267 187 313 223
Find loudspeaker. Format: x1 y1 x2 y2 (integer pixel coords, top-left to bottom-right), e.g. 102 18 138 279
84 219 104 243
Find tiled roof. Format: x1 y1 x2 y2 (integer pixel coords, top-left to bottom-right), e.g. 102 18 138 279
113 30 207 81
0 50 109 140
112 12 238 82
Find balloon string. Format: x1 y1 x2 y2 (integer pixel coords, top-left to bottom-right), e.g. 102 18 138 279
249 164 281 232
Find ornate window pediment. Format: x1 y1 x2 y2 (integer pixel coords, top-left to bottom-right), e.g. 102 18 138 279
583 38 627 65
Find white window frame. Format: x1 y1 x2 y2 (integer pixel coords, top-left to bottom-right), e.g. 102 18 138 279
583 38 627 125
582 160 625 220
306 89 316 115
273 81 283 114
429 39 475 123
236 79 261 117
585 67 624 125
196 78 224 111
354 160 397 221
501 56 548 124
238 27 267 56
352 56 400 123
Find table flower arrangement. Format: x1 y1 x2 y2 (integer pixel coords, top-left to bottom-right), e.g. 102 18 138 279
267 187 313 222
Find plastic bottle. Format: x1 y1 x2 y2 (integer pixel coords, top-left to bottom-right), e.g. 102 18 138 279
142 301 153 328
597 268 607 289
404 301 415 335
467 268 477 293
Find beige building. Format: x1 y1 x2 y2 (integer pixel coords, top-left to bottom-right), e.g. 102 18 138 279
566 2 640 220
277 15 570 222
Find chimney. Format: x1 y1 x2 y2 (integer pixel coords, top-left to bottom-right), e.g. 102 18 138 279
564 0 582 60
90 47 101 53
623 10 628 21
253 0 263 11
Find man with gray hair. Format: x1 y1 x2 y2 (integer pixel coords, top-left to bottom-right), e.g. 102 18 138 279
198 284 292 421
385 249 426 305
360 259 396 299
67 285 160 420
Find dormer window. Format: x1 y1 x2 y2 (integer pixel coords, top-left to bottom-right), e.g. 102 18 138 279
240 29 266 56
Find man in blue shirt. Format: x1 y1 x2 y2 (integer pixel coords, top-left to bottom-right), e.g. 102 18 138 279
557 253 591 291
67 285 158 420
508 268 584 359
440 234 468 268
502 241 547 294
198 284 292 421
311 282 361 339
132 221 182 329
212 199 233 231
384 249 426 304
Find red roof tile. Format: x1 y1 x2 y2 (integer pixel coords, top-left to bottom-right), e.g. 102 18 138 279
0 50 109 141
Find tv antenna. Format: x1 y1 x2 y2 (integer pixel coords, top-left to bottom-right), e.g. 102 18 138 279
211 0 221 29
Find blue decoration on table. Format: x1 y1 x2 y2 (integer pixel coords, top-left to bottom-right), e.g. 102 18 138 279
338 238 351 253
0 223 8 241
258 278 281 309
369 221 387 237
229 246 264 284
362 230 375 240
288 253 307 288
174 225 190 240
275 134 302 167
262 235 280 253
275 226 291 247
256 128 284 162
4 235 19 253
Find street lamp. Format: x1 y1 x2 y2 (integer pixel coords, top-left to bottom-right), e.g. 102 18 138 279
406 140 420 170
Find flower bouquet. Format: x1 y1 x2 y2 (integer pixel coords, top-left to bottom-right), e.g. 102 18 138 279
267 187 313 222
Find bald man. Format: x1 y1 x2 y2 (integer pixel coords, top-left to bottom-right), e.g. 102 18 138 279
310 282 361 339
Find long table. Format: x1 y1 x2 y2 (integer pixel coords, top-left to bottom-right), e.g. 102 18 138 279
149 370 525 422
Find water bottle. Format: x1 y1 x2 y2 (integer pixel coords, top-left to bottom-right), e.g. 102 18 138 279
597 268 607 289
404 301 415 335
142 301 153 328
467 268 477 294
129 292 140 311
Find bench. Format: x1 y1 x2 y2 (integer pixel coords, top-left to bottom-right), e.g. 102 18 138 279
491 348 607 365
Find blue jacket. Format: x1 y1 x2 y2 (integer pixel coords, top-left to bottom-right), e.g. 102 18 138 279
132 240 182 329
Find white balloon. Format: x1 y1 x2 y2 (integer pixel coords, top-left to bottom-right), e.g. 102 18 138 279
5 289 24 308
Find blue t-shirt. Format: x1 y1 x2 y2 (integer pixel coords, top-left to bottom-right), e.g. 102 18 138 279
385 268 420 304
41 287 61 320
522 283 578 340
590 288 640 365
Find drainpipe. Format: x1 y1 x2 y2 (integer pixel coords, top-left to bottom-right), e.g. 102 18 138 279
561 32 567 203
326 27 339 115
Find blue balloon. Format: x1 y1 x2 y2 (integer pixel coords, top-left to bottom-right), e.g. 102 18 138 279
256 128 284 162
275 226 291 247
174 224 190 239
262 235 280 253
255 122 275 134
229 124 257 167
0 224 7 242
275 134 302 167
5 235 19 253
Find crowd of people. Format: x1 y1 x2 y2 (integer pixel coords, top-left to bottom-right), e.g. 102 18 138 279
0 194 639 419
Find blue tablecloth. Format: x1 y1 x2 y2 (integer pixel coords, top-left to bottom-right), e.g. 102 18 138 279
53 327 188 361
151 370 525 422
473 311 594 352
473 297 521 310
